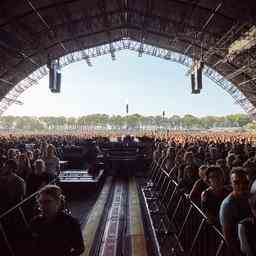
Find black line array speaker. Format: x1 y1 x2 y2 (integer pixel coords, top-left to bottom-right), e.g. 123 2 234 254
49 61 61 93
191 61 203 94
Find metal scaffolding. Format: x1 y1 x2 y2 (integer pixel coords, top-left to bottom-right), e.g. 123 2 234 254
0 39 255 117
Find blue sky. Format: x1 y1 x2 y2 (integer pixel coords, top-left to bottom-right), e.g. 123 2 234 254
5 50 244 117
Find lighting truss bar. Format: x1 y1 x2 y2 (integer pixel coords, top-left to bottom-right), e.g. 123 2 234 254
186 23 249 75
25 0 66 52
138 42 144 57
184 1 223 59
0 39 255 117
216 65 251 84
110 43 116 61
81 50 92 66
203 23 249 62
3 97 23 105
97 0 116 61
228 25 256 57
0 78 15 86
239 76 256 86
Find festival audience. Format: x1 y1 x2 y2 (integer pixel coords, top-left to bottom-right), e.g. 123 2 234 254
0 159 26 213
0 131 256 256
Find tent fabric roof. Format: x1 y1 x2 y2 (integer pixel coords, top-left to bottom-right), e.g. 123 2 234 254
0 0 256 114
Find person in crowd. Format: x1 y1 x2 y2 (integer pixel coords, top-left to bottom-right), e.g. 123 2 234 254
216 158 230 185
219 167 251 256
243 159 256 193
0 154 7 168
201 166 230 226
40 140 48 159
190 165 208 206
238 193 256 256
30 185 85 256
165 146 176 173
232 157 244 168
27 150 34 163
177 164 198 194
203 151 213 165
26 159 51 196
167 151 182 180
209 146 219 164
177 151 197 182
44 144 60 180
17 152 32 181
7 148 18 161
196 146 205 164
33 148 42 163
0 159 26 213
16 149 21 160
226 153 236 171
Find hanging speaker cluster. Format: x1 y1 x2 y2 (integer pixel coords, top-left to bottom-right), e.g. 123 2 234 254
47 58 61 93
191 60 204 94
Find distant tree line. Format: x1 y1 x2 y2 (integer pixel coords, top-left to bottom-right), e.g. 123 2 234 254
0 113 253 132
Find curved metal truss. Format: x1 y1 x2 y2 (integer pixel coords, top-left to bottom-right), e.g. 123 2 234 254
1 39 256 118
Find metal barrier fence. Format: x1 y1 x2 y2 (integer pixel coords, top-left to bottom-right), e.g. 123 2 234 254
143 159 229 256
0 178 58 256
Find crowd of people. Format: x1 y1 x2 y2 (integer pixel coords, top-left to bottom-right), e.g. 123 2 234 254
0 141 61 214
1 131 256 255
152 133 256 256
0 133 143 255
0 135 92 256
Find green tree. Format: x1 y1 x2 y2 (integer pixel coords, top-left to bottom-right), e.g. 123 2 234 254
109 115 124 130
169 115 181 129
0 116 16 131
181 114 199 129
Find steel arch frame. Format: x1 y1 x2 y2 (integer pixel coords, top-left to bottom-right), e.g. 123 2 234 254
1 38 255 117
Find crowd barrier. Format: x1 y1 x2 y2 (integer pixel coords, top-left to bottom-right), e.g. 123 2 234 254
142 157 229 256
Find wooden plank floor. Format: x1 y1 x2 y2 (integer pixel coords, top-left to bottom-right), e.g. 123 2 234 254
128 177 148 256
82 176 113 256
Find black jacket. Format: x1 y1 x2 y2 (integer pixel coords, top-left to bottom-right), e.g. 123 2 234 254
30 211 84 256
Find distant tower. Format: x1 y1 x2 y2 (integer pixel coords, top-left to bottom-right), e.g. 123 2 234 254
126 103 129 114
125 99 129 131
125 99 129 115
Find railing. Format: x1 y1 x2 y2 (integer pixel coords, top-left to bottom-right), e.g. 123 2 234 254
169 191 228 256
0 178 58 256
142 158 229 256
